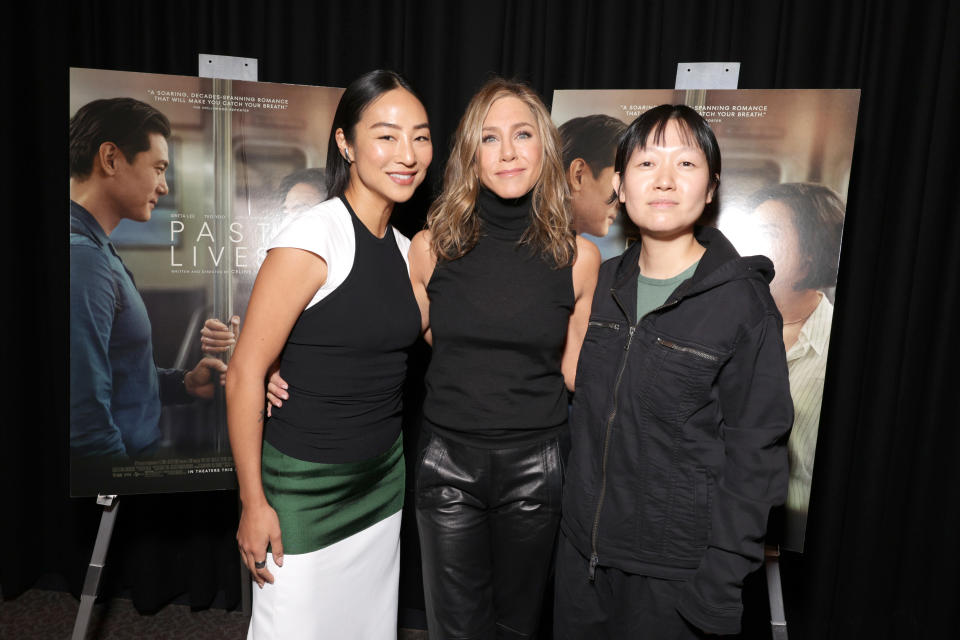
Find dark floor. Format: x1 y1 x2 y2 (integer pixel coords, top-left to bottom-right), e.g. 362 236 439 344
0 588 430 639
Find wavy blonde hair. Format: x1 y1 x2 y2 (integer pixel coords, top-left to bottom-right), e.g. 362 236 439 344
427 78 575 267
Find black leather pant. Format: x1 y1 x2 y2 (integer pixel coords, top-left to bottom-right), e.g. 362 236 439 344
415 429 564 639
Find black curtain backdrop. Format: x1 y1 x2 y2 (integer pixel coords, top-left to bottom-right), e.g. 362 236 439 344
2 1 957 637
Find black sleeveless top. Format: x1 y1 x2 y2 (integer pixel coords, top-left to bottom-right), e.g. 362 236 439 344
265 196 421 463
423 188 575 447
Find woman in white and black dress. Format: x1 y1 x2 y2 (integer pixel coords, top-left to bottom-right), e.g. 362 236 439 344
227 69 433 640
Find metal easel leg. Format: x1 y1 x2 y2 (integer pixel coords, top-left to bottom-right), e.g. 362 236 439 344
72 494 119 640
765 544 789 640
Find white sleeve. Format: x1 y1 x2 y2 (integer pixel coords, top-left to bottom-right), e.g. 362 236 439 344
266 198 356 310
391 227 412 274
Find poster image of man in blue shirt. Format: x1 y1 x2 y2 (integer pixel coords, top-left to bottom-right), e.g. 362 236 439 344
69 97 227 466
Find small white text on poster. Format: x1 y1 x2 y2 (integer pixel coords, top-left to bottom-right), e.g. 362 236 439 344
147 88 289 113
619 104 769 123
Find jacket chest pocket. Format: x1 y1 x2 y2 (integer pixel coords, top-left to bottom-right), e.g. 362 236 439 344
638 336 724 422
576 318 623 384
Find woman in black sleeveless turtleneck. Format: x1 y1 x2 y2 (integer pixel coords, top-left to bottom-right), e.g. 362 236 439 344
408 78 600 640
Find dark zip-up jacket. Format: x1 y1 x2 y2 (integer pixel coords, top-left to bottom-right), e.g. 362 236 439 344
560 226 792 635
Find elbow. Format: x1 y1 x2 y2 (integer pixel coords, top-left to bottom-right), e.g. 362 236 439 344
224 359 261 402
224 361 242 392
224 367 238 398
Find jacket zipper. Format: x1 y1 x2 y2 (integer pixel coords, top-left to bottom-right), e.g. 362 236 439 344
587 293 680 580
588 320 620 330
589 323 634 580
656 337 719 362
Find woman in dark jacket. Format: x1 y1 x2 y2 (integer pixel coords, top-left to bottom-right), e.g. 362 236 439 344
555 104 793 639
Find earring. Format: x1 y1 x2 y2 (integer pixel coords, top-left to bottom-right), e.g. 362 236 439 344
343 149 352 164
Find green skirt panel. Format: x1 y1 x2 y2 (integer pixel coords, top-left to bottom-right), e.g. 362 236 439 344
261 434 404 555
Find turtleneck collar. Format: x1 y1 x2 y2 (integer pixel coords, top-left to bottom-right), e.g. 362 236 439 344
477 187 533 240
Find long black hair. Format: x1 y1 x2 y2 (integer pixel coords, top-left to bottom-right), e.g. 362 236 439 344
324 70 423 198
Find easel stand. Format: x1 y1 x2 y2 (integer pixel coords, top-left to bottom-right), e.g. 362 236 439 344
72 494 120 640
765 545 788 639
198 50 258 621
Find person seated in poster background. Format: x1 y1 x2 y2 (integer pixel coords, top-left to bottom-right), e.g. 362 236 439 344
69 97 227 459
559 114 626 239
735 182 845 550
278 167 327 216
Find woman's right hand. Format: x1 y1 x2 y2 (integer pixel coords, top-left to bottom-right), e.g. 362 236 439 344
237 501 284 588
265 368 289 417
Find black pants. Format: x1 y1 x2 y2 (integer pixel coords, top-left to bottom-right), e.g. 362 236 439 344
415 430 564 639
553 532 712 640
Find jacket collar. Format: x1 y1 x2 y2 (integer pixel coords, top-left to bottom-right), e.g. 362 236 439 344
608 226 775 324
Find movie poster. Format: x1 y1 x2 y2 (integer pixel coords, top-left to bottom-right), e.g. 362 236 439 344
70 67 343 496
552 89 860 551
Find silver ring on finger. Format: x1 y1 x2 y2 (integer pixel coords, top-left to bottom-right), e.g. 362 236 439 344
254 559 267 569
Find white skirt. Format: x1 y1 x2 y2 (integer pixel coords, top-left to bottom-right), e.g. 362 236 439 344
247 509 402 640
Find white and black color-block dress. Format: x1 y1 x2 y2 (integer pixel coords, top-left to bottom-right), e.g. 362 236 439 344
247 195 420 640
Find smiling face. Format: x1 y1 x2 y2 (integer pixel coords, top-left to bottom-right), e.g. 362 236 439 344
613 119 716 241
477 96 544 199
339 87 432 207
109 132 169 223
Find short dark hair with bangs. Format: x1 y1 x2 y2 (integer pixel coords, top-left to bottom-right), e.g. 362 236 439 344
614 104 722 223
